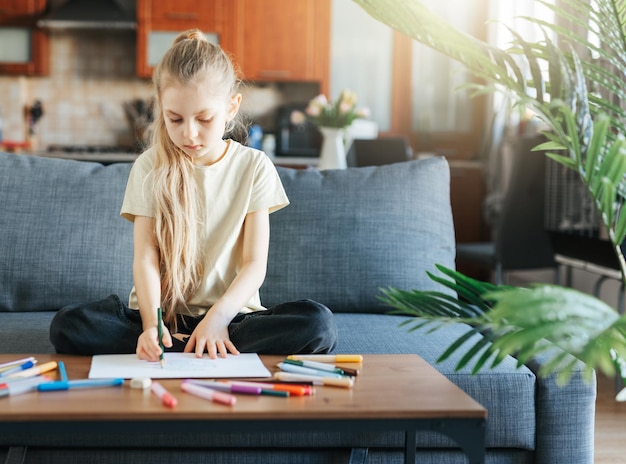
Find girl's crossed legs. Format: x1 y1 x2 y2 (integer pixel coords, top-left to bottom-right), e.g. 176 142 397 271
49 294 338 356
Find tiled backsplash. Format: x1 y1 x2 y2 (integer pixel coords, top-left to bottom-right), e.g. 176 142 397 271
0 30 319 150
0 30 151 148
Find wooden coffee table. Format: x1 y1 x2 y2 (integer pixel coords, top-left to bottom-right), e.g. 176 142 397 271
0 354 486 464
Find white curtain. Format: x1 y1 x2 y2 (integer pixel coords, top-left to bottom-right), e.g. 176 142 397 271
481 0 555 225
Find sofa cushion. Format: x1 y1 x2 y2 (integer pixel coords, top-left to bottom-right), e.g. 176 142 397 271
0 153 134 312
0 312 56 353
262 158 456 313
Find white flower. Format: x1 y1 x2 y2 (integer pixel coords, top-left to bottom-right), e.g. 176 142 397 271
290 110 307 125
301 89 369 129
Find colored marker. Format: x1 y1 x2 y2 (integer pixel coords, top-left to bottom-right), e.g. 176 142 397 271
0 357 36 373
57 361 69 382
0 376 52 397
181 381 237 406
277 362 343 379
224 380 311 396
38 378 124 392
282 358 358 376
151 381 177 408
0 360 36 377
157 307 165 368
7 361 57 380
186 379 262 395
274 371 354 389
287 354 363 363
259 388 290 397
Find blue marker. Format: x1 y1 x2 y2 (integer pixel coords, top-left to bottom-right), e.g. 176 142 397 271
38 378 124 392
58 361 69 382
0 360 36 377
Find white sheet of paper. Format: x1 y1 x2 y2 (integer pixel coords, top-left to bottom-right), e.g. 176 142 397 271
88 353 271 379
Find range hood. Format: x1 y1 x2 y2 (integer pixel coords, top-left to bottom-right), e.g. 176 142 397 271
38 0 136 30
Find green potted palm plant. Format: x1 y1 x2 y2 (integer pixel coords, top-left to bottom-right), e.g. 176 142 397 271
354 0 626 387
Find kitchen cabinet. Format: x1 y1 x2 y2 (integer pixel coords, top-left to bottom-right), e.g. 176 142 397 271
136 0 234 78
0 0 48 76
230 0 330 94
143 0 220 26
136 0 330 93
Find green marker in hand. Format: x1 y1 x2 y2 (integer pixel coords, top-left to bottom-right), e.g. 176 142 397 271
157 307 165 368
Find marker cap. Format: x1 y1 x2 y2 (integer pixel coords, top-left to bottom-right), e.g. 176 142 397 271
162 392 178 408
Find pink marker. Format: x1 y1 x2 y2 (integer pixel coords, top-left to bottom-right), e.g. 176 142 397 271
151 381 177 408
181 381 236 406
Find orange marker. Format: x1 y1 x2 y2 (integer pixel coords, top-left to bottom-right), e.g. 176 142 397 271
224 380 313 396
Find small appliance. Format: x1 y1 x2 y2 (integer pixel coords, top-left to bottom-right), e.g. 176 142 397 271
274 103 321 157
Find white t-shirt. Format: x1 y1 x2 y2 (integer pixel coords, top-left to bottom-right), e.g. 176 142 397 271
120 140 289 316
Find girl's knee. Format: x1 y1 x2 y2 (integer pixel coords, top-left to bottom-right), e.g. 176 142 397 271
299 299 338 353
49 305 79 354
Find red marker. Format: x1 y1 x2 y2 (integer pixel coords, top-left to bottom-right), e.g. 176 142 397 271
151 381 177 408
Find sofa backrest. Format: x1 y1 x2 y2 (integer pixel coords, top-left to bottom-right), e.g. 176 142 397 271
0 153 134 312
0 153 455 315
261 157 455 313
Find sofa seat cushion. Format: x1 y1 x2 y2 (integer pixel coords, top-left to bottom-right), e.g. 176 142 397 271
262 158 456 314
333 313 536 450
0 312 56 354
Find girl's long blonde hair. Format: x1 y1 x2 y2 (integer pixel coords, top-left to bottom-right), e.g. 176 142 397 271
150 29 242 330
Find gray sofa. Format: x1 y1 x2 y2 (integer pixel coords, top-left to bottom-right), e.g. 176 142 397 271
0 151 595 464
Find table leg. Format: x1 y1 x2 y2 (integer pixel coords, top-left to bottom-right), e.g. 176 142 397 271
348 447 368 464
5 446 27 464
405 430 417 464
436 419 486 464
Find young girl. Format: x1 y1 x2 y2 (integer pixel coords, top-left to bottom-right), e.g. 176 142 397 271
50 30 337 360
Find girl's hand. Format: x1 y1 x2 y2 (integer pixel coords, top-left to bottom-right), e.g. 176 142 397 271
184 310 240 359
136 325 173 361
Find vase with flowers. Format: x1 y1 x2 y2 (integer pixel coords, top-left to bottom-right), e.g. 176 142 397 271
291 89 370 170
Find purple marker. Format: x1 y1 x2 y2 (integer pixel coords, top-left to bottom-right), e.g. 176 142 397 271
184 379 262 395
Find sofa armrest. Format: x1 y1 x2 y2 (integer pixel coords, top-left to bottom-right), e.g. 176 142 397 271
524 352 596 464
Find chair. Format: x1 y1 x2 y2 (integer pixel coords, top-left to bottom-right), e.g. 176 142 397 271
455 134 557 284
346 137 411 167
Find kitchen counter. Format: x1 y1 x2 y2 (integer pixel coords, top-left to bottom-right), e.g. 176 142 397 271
32 151 139 164
270 156 319 168
26 151 319 168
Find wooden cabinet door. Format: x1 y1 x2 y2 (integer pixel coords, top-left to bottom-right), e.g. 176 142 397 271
0 0 45 21
0 0 48 76
147 0 219 29
231 0 330 92
136 0 233 78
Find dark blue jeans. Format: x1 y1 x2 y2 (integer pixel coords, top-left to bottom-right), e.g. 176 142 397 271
50 295 338 356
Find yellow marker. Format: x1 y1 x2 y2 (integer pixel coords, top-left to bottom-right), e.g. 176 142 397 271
8 361 58 379
287 354 363 363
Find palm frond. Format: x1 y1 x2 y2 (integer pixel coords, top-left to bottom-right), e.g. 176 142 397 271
483 285 626 382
